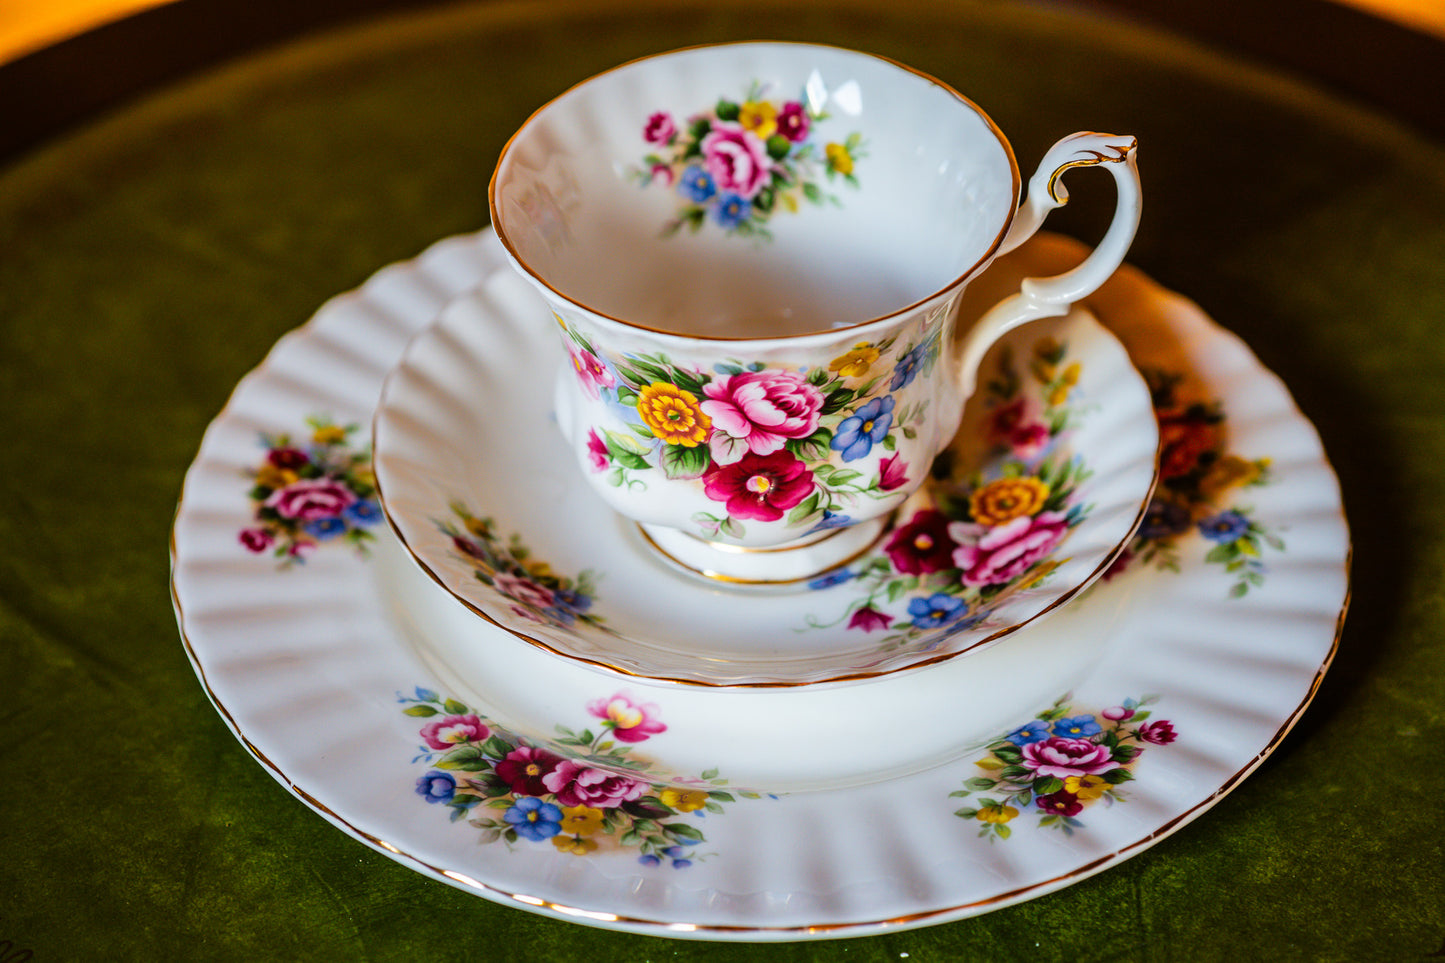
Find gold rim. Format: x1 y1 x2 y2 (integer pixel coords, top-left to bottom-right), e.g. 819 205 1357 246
487 40 1023 344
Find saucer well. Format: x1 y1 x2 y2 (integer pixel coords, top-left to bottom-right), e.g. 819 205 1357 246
371 266 1159 686
170 228 1348 938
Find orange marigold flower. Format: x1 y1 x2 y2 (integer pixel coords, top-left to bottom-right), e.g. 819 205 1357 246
969 476 1051 526
637 382 711 447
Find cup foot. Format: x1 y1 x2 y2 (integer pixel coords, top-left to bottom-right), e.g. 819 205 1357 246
636 515 893 586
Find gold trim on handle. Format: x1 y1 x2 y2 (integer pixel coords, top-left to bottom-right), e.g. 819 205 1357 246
1047 138 1138 205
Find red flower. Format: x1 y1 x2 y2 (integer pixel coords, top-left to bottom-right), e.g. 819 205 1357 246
776 101 811 142
264 478 355 520
877 453 910 492
267 447 310 470
847 606 893 632
1036 790 1083 817
239 528 273 553
1138 719 1177 745
702 450 814 522
585 428 610 472
884 509 957 575
1157 408 1222 480
496 746 564 796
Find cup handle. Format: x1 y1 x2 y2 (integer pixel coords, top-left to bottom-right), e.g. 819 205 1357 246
958 132 1141 396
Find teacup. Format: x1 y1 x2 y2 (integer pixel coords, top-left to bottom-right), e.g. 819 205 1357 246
490 42 1140 582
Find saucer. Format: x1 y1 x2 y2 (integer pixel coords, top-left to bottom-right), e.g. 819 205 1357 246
371 270 1159 686
170 229 1348 938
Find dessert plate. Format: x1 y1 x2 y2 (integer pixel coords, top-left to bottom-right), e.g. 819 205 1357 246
170 229 1348 940
372 269 1159 686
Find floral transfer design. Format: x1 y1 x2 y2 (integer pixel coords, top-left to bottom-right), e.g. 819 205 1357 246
566 313 942 541
1107 370 1281 596
800 337 1093 652
632 82 864 238
951 695 1178 840
402 687 756 866
239 417 380 565
439 502 607 633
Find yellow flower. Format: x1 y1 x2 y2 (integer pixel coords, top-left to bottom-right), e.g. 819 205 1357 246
558 805 605 836
552 835 599 856
464 516 492 539
553 311 568 330
829 342 880 379
524 559 554 579
825 142 854 176
977 804 1019 824
311 424 347 445
255 464 298 489
1047 383 1071 407
660 788 710 813
1200 455 1260 497
1063 775 1108 800
969 476 1051 525
1061 361 1082 387
738 100 778 139
636 382 711 447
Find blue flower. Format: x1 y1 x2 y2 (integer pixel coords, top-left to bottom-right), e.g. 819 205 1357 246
302 516 347 540
671 859 694 869
504 796 564 842
807 510 854 535
679 165 717 203
808 568 857 591
1138 498 1191 540
831 395 895 461
891 343 928 390
712 193 752 229
344 499 381 527
1005 719 1053 746
415 771 456 804
907 592 969 629
638 854 662 867
1198 510 1250 544
553 587 593 614
1052 714 1103 738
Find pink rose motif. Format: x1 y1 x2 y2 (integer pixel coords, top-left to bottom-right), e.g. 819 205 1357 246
419 714 490 751
700 369 824 463
649 163 675 187
776 101 810 142
877 453 910 492
1021 736 1115 777
701 121 772 199
569 346 615 400
1139 719 1177 745
492 571 555 611
239 528 274 553
949 510 1069 587
988 398 1050 458
702 450 815 522
542 760 647 809
1102 705 1136 722
264 478 356 520
585 428 610 472
644 111 677 145
587 693 667 743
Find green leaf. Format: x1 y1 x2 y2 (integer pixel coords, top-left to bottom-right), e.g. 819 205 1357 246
1034 776 1063 795
765 134 792 160
662 821 706 842
996 824 1011 839
434 745 493 772
443 698 469 715
660 443 710 479
954 808 978 819
1204 543 1235 564
403 705 439 717
786 492 822 525
708 790 735 802
964 776 996 791
1103 767 1135 785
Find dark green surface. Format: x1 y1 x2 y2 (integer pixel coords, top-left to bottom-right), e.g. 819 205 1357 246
3 0 1443 958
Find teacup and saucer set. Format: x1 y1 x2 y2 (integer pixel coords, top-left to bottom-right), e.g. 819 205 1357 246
170 43 1349 938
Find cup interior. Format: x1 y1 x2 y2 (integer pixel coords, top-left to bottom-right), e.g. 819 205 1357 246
491 43 1019 338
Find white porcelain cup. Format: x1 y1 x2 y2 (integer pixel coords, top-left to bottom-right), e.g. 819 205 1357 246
490 42 1140 582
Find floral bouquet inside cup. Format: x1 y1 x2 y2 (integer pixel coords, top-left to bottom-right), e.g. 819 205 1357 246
630 81 865 239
